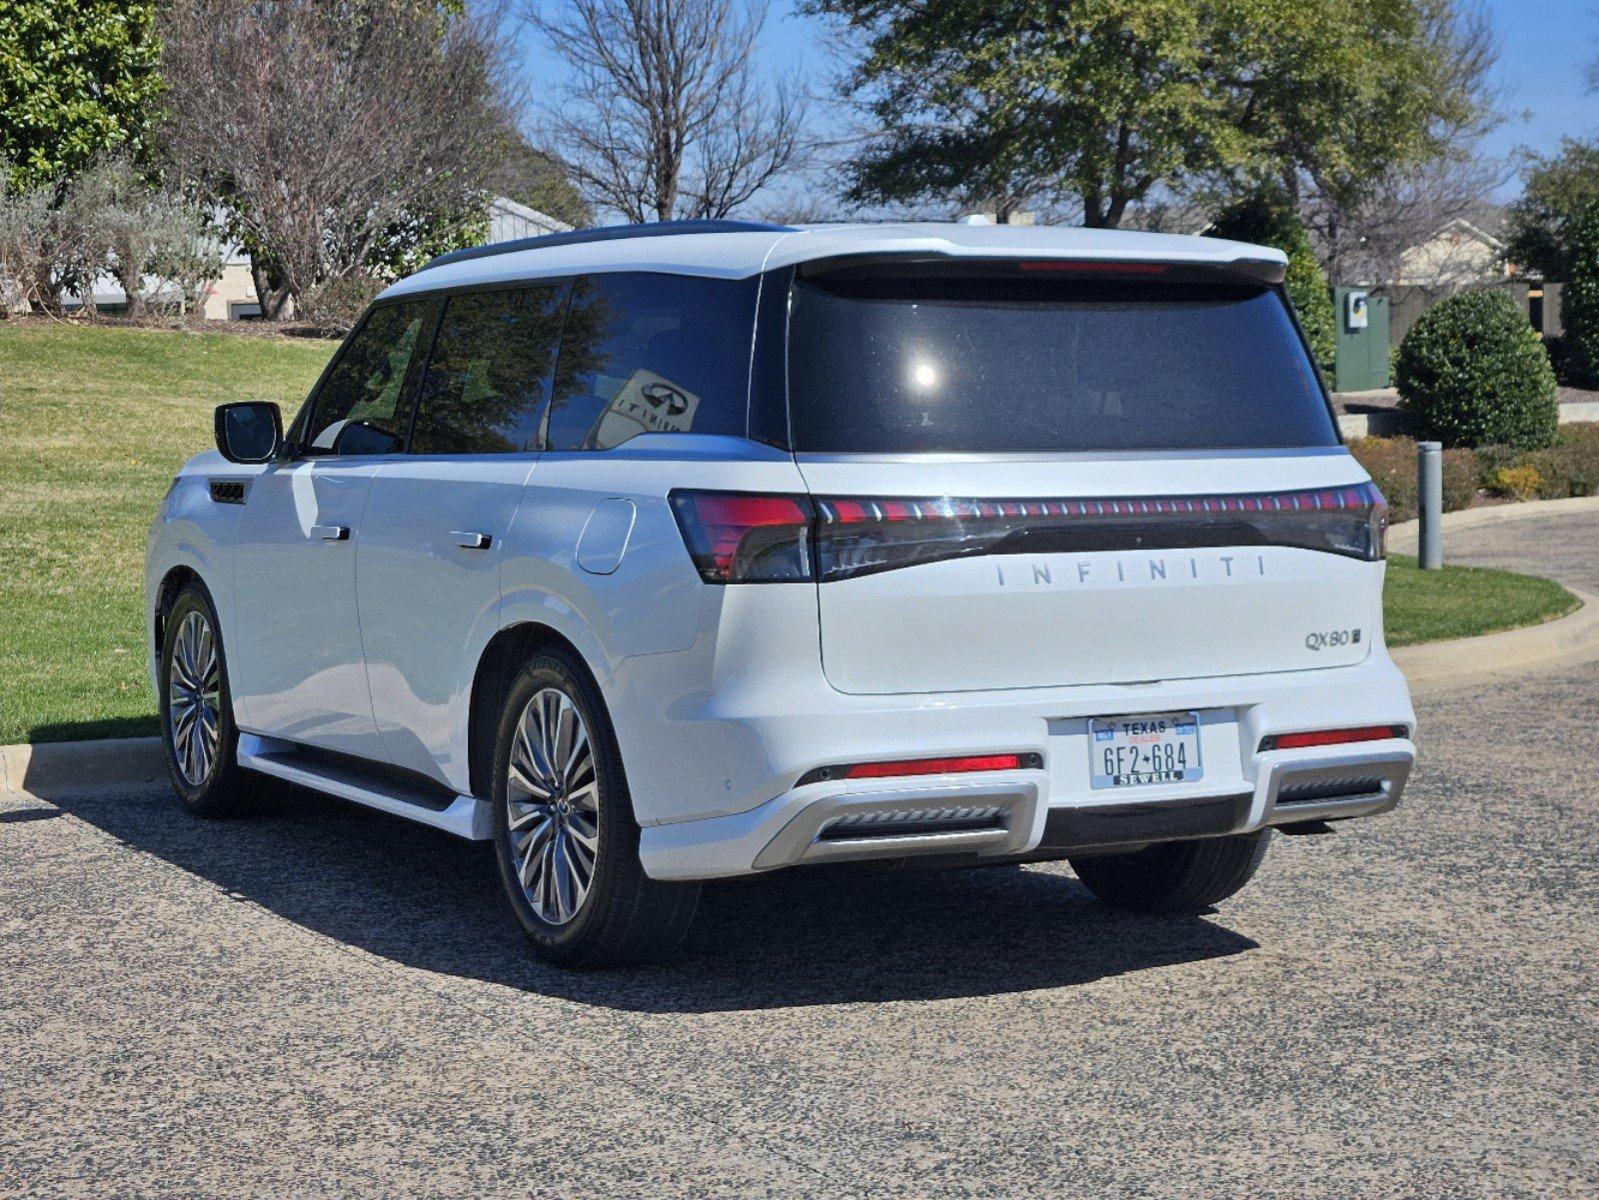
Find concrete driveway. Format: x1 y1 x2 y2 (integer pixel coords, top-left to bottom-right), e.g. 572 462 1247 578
3 515 1595 1198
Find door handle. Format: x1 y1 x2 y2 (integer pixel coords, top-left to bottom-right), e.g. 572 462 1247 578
452 530 492 550
311 524 349 541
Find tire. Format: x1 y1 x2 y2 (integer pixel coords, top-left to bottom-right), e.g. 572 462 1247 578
158 582 259 816
491 648 700 967
1069 831 1271 915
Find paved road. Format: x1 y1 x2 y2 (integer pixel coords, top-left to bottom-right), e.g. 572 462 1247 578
3 516 1596 1198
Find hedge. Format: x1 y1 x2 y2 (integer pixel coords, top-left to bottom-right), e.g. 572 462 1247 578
1347 436 1478 522
1349 424 1599 518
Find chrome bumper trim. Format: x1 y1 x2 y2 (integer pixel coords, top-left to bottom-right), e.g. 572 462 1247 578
751 780 1041 870
1258 748 1413 828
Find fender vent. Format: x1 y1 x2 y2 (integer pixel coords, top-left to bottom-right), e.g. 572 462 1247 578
209 479 249 505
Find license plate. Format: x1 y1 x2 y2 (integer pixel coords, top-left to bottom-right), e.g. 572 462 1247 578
1089 712 1203 789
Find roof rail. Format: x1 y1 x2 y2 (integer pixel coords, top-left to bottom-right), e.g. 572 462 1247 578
418 219 797 273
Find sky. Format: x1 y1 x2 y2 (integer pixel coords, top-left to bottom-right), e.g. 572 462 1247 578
1480 0 1599 174
508 0 1599 207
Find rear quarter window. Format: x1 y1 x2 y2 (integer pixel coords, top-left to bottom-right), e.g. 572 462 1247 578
786 267 1337 454
545 272 759 451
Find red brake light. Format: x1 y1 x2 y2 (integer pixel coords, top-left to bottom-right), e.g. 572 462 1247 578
669 491 814 583
1260 726 1407 752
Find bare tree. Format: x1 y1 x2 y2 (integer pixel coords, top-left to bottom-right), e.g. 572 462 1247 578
1302 153 1509 287
530 0 807 222
158 0 517 317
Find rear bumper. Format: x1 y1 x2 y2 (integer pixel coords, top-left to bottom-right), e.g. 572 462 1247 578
619 621 1418 880
639 736 1415 881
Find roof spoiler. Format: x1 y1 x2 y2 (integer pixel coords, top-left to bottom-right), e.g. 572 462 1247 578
795 252 1288 287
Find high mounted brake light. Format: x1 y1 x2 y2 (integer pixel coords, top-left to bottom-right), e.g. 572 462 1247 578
669 483 1388 584
1017 260 1170 274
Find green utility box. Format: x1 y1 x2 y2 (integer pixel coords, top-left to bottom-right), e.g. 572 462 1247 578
1333 287 1390 392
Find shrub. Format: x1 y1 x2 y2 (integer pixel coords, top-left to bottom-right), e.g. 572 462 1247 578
1488 465 1543 501
1348 435 1419 521
1520 422 1599 498
1395 289 1559 449
1565 206 1599 387
1473 443 1521 484
1441 448 1480 511
299 275 384 333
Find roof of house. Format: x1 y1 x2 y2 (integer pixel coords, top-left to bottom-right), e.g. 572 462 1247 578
378 220 1287 300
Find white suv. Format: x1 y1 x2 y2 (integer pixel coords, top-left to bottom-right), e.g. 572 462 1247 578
147 220 1417 966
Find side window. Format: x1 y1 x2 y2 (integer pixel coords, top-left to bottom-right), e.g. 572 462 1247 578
409 286 564 455
304 300 432 455
545 272 758 451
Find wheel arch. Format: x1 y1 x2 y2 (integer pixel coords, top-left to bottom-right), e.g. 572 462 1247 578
467 621 606 802
153 564 208 650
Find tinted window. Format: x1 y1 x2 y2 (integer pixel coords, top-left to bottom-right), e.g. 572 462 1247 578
786 270 1338 453
410 286 563 455
305 300 432 455
545 273 757 451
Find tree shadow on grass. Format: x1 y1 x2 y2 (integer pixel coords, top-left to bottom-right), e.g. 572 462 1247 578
46 781 1258 1014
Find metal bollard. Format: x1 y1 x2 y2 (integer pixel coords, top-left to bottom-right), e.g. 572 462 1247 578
1417 441 1443 570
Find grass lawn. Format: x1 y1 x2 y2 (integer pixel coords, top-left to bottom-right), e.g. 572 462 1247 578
1382 554 1580 647
0 322 1584 744
1 323 333 744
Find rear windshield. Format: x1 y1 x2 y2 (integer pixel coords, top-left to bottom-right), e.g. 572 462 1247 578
785 269 1338 454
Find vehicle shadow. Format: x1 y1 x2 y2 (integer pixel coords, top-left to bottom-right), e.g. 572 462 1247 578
46 782 1259 1013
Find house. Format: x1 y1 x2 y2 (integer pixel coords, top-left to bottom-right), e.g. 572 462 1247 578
1393 204 1513 287
487 194 572 243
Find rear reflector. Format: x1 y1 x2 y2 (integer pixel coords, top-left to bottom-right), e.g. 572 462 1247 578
1259 726 1408 752
796 752 1042 786
846 754 1026 779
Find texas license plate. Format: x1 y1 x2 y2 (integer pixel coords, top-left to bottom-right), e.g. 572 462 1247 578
1089 712 1203 789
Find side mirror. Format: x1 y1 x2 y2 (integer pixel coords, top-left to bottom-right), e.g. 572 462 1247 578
215 401 283 464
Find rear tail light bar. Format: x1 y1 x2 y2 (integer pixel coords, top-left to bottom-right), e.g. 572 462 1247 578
1259 725 1409 752
796 752 1043 787
670 483 1388 583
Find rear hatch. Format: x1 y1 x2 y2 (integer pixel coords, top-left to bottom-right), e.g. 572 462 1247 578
784 257 1386 695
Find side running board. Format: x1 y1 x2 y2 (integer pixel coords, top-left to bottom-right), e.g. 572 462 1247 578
236 733 492 840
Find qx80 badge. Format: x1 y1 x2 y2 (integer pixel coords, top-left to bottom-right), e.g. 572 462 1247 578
1304 628 1363 652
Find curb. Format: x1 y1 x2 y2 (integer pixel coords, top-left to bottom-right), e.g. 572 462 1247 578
0 736 165 803
1388 495 1599 553
1390 587 1599 689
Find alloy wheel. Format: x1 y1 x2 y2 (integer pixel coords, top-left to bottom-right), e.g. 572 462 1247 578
167 609 221 786
506 687 600 925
